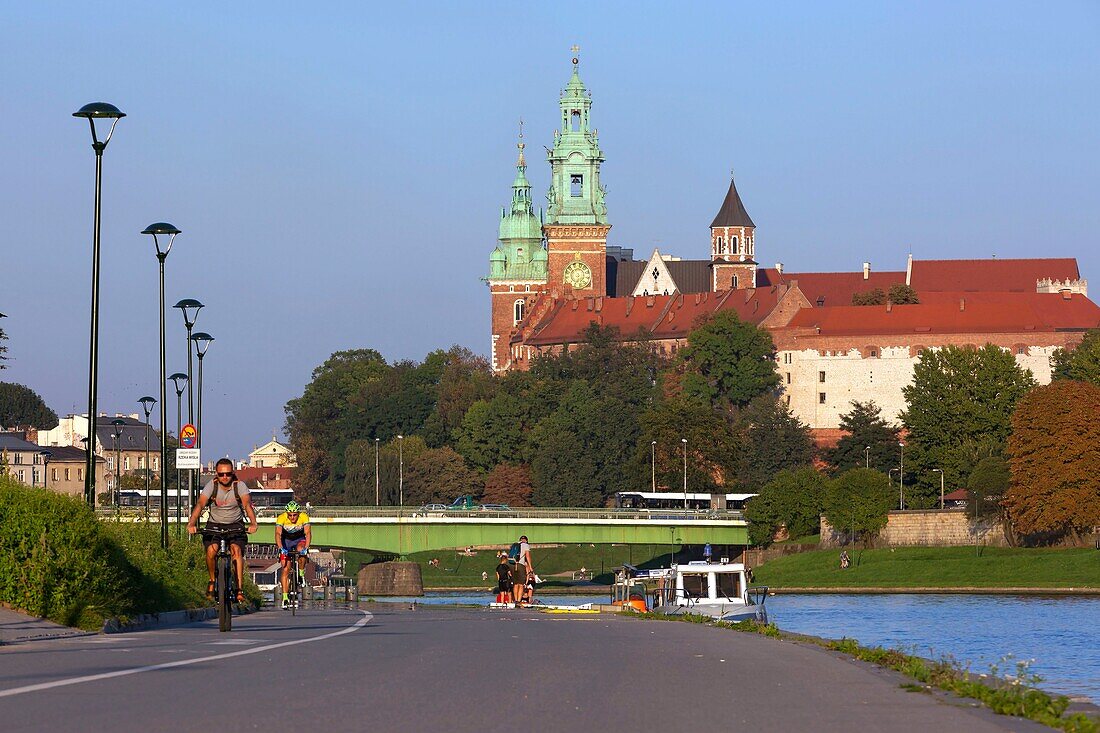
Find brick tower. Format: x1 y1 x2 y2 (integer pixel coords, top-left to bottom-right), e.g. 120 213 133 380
710 174 757 291
544 53 611 296
485 130 548 372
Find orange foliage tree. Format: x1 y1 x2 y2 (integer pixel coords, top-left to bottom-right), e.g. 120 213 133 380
1004 380 1100 543
482 463 533 507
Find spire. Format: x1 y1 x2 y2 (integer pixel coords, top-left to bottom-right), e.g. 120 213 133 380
710 174 755 228
511 121 532 215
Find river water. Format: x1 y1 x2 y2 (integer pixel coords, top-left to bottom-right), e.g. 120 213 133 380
372 591 1099 702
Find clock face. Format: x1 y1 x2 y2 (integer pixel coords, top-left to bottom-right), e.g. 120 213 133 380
563 261 592 289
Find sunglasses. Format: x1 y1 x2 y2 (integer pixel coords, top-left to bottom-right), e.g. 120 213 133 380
216 471 233 477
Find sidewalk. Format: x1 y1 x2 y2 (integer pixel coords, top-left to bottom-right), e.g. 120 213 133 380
0 607 93 644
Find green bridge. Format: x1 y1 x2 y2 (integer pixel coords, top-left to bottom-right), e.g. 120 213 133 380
250 507 749 556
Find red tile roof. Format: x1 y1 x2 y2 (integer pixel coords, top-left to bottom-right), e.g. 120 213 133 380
770 271 906 307
783 292 1100 337
909 258 1080 292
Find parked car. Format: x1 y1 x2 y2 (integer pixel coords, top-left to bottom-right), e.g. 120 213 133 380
419 503 448 513
448 495 479 510
479 503 510 511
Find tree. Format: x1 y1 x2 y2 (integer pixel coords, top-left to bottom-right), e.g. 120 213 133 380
420 346 497 448
482 464 533 507
735 394 815 489
824 401 901 475
680 310 781 411
404 446 481 506
0 382 59 429
823 468 894 545
901 345 1036 507
967 455 1009 521
1004 381 1100 543
454 394 530 472
744 468 827 546
888 284 919 304
851 288 886 306
1050 329 1100 386
636 396 740 493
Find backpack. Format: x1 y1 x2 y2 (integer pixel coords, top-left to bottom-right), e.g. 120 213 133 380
508 542 521 562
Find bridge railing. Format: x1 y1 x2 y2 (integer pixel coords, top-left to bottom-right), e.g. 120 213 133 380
95 506 745 522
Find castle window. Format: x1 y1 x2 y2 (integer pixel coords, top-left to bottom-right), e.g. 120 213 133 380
730 235 738 253
786 372 791 384
785 395 791 406
716 236 724 251
819 371 826 383
570 174 583 197
731 275 738 289
1015 345 1027 355
819 392 827 404
513 299 525 324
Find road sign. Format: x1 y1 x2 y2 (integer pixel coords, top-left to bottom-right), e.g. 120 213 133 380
180 423 198 449
176 448 201 469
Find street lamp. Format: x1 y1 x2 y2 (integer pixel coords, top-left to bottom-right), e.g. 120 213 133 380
374 437 380 505
889 467 898 490
74 101 125 508
138 396 156 520
864 445 871 469
173 298 203 520
39 450 52 490
191 331 214 517
681 438 688 509
111 418 125 513
397 435 404 507
651 440 657 492
142 222 181 549
169 372 188 523
898 441 905 510
932 468 945 510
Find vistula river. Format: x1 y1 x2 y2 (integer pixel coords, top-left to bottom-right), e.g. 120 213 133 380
373 591 1100 702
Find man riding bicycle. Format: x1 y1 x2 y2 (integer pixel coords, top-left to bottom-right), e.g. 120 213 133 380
186 458 258 604
274 500 311 610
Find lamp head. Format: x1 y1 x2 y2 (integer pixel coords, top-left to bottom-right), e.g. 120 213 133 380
73 102 125 147
168 372 189 394
191 332 214 357
111 418 125 437
39 450 52 463
173 298 204 328
141 222 181 258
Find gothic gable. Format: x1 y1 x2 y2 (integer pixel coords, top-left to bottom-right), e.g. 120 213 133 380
632 249 679 296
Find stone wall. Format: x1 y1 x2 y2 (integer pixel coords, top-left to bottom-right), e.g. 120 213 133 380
357 561 424 596
821 509 1006 548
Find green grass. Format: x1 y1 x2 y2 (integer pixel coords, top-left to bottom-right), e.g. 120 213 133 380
754 546 1100 589
345 544 677 588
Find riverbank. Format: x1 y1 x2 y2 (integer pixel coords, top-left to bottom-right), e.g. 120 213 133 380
754 546 1099 590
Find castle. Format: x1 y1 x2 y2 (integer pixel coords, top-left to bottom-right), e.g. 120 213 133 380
485 56 1098 433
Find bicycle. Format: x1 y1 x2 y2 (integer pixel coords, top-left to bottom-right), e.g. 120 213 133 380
203 525 243 632
281 547 308 615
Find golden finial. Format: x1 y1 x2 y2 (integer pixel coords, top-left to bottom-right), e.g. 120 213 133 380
517 118 526 166
571 45 580 66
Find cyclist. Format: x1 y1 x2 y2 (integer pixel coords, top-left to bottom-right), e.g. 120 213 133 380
274 500 311 610
186 458 258 603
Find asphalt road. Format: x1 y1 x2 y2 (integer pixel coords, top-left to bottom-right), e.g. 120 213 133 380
0 605 1048 733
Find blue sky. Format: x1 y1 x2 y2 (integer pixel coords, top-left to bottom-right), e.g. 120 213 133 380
2 2 1098 459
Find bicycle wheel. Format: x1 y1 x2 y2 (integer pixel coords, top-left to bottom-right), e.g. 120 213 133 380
217 555 231 632
289 562 298 616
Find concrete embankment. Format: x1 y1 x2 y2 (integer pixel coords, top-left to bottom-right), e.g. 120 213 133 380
769 586 1100 595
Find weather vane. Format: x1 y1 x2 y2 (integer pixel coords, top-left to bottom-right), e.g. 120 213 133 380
571 45 580 65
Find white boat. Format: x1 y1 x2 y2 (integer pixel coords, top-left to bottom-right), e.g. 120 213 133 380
648 561 769 623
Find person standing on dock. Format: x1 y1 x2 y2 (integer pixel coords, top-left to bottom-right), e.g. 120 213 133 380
512 535 534 605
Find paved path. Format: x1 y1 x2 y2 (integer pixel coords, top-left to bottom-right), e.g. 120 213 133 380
0 608 91 644
0 605 1048 732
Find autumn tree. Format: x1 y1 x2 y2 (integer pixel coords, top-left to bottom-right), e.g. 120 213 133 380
482 463 533 507
403 446 481 506
0 382 59 429
823 468 894 545
1050 329 1100 386
1004 381 1100 543
744 467 827 546
735 394 815 488
680 310 781 411
824 401 902 475
901 345 1036 507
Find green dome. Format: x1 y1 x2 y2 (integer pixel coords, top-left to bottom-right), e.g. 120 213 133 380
498 211 542 242
490 248 506 261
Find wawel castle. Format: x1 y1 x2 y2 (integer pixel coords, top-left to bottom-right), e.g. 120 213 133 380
485 56 1097 437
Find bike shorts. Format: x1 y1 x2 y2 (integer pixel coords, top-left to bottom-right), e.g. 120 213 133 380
202 522 247 551
280 535 307 554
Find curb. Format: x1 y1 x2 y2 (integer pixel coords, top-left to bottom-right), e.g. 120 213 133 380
766 586 1100 595
102 603 257 633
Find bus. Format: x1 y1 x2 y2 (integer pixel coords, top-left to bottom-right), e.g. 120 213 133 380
614 492 757 511
116 487 295 511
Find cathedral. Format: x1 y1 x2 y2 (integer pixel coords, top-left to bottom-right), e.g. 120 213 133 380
485 56 1098 435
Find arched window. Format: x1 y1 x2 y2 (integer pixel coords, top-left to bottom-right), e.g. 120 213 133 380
730 236 738 253
513 299 525 324
731 275 739 289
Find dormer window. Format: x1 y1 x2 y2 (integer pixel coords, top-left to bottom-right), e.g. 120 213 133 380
570 174 583 197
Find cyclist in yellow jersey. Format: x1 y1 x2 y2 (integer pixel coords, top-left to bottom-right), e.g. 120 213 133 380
274 501 311 609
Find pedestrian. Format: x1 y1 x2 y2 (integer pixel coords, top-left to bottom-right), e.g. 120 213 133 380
495 552 512 603
512 535 534 605
839 550 850 569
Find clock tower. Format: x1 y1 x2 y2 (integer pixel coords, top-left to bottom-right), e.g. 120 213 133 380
544 53 611 296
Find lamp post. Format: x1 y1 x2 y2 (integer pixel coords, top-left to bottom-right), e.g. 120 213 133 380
864 445 871 469
889 467 898 491
191 331 214 518
397 435 404 507
138 396 156 520
932 468 945 510
374 437 380 505
651 440 657 492
173 299 203 524
79 437 91 503
169 372 188 524
39 450 52 490
681 438 688 510
111 418 125 515
142 222 181 549
74 102 125 508
898 441 905 510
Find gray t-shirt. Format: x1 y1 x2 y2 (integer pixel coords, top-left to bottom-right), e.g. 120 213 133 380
518 541 531 566
200 479 250 525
